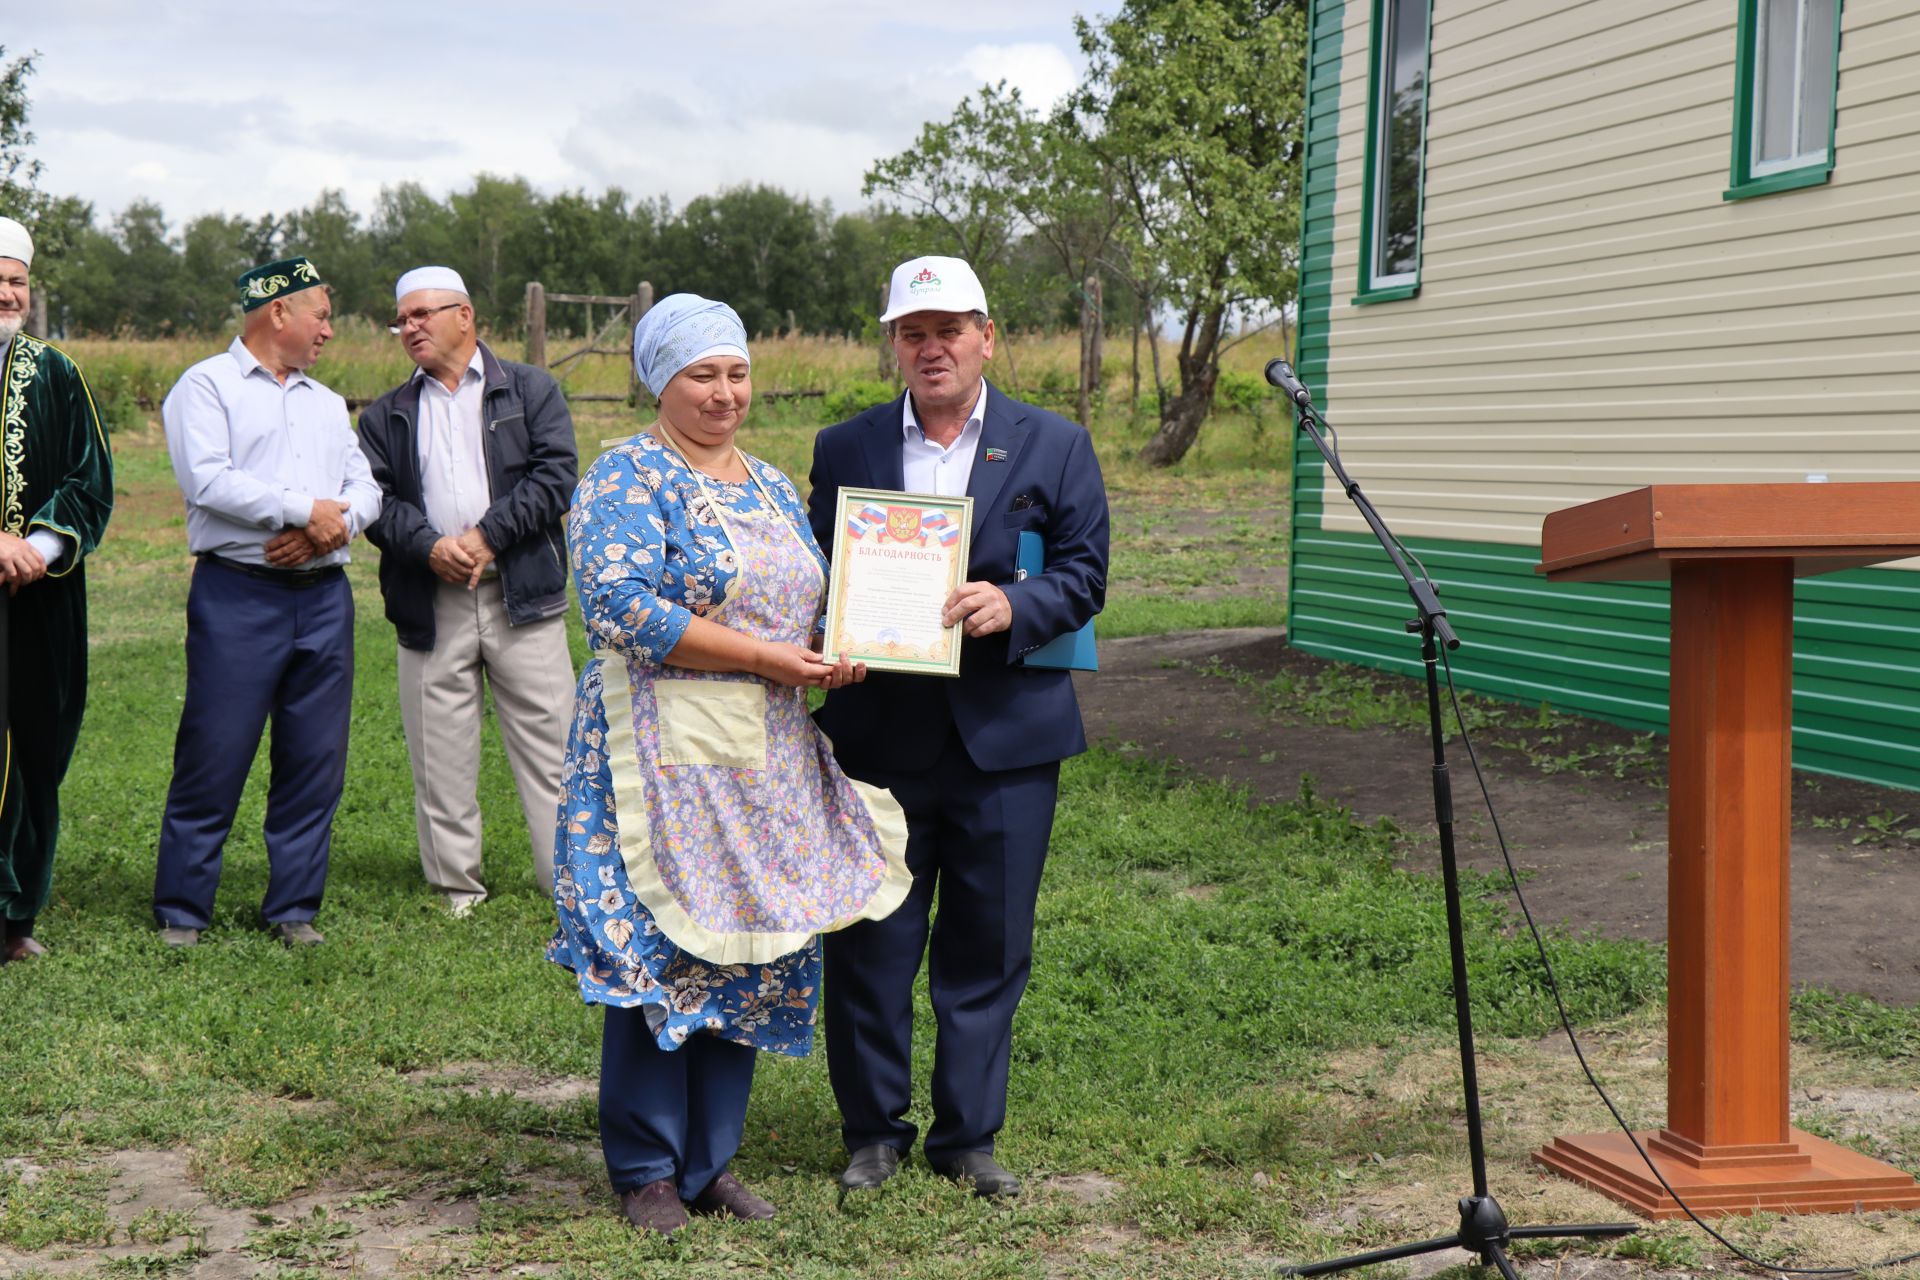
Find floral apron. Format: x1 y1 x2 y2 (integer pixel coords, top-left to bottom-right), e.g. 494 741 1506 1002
594 440 910 965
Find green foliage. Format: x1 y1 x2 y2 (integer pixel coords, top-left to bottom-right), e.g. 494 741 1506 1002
821 379 899 423
37 180 912 341
1794 989 1920 1060
0 46 52 259
0 1164 114 1249
1072 0 1308 464
1214 368 1270 415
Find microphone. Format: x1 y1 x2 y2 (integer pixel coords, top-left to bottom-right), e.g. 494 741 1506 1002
1264 358 1312 407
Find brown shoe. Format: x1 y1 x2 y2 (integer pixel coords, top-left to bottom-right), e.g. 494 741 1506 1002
619 1178 688 1234
271 921 325 947
689 1170 775 1220
0 935 46 963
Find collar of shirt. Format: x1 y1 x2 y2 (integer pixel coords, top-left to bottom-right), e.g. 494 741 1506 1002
228 335 309 389
411 344 486 395
901 379 987 448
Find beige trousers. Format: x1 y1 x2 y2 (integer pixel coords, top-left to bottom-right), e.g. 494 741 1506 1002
397 578 573 902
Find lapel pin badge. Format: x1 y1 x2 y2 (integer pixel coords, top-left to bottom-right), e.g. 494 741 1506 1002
984 447 1008 463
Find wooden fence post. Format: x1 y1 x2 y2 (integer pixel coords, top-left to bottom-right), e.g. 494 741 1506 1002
25 291 46 340
628 282 654 408
877 282 894 382
525 281 546 368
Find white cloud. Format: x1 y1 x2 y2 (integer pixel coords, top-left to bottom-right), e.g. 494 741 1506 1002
8 2 1117 222
958 42 1081 110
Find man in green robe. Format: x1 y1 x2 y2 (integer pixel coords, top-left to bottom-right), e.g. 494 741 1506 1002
0 215 114 963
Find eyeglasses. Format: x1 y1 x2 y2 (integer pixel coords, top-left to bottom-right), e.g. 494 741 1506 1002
387 302 463 334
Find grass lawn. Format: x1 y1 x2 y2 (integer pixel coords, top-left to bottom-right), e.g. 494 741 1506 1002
0 382 1915 1276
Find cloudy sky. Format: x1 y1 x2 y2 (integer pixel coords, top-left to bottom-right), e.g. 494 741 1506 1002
10 1 1118 226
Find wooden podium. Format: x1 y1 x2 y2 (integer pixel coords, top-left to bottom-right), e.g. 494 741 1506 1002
1532 484 1920 1219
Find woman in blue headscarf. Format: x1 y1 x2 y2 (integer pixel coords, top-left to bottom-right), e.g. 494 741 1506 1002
548 295 910 1234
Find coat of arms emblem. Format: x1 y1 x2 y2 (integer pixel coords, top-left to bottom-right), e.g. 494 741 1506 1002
886 507 924 543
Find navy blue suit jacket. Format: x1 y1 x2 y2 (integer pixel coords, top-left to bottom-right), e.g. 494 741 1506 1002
808 383 1109 775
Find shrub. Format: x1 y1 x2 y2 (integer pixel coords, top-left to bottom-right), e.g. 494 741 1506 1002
820 379 898 422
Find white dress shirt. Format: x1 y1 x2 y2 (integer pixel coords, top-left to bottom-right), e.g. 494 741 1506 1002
901 380 986 497
414 346 491 537
161 337 381 567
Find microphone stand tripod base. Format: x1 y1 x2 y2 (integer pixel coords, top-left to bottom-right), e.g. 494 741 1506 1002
1281 1193 1636 1280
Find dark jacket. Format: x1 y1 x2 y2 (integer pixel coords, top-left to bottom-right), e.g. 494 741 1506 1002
807 382 1109 775
358 342 577 650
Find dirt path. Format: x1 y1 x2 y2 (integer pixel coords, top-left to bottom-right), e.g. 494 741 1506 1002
1077 629 1920 1007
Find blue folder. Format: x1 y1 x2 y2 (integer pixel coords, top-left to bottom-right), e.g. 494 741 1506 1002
1016 531 1098 671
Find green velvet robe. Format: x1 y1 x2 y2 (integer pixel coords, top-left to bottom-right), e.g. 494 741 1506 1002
0 332 114 933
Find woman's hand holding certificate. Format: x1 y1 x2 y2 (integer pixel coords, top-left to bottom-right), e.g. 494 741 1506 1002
823 487 974 677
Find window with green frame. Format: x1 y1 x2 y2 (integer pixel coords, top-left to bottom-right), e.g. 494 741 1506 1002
1727 0 1843 200
1355 0 1431 304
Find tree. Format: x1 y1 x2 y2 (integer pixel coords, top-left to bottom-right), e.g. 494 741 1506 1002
446 174 545 329
1073 0 1307 466
663 185 830 337
0 49 42 224
864 84 1040 280
283 190 379 321
178 211 275 331
541 187 659 302
370 181 460 293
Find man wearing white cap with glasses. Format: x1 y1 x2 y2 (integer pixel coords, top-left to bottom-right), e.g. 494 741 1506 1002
0 215 114 964
358 267 577 917
807 254 1109 1198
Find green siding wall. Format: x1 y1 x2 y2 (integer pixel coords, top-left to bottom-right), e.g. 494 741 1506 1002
1292 529 1920 792
1287 0 1344 556
1287 0 1920 794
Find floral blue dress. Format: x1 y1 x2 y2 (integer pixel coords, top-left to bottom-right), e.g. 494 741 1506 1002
548 432 907 1055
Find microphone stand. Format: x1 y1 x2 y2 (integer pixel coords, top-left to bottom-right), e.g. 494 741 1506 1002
1265 361 1636 1278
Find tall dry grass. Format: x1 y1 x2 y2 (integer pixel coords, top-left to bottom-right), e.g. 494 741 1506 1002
62 320 1291 422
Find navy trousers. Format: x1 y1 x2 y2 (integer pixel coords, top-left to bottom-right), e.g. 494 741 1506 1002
600 1006 757 1199
153 559 353 929
824 730 1060 1162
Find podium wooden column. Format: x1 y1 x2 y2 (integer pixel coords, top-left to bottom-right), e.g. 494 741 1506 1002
1531 483 1920 1220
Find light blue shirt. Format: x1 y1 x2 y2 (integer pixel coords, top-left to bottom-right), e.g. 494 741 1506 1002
161 337 381 567
901 380 986 497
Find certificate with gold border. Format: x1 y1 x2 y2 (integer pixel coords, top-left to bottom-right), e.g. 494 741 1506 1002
823 487 973 677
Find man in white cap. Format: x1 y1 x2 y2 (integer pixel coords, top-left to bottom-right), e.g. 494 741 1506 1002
0 215 114 964
358 267 577 916
807 254 1109 1197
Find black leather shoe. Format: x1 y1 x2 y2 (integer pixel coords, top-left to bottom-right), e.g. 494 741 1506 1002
839 1144 902 1191
929 1150 1021 1198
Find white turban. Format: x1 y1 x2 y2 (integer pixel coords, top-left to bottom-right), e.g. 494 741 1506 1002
395 265 466 301
0 217 32 270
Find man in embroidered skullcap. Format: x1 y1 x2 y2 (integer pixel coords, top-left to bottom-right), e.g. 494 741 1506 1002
152 256 381 948
358 266 577 916
0 215 114 965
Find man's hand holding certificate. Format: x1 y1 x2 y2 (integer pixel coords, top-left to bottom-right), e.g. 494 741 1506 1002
823 487 974 676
